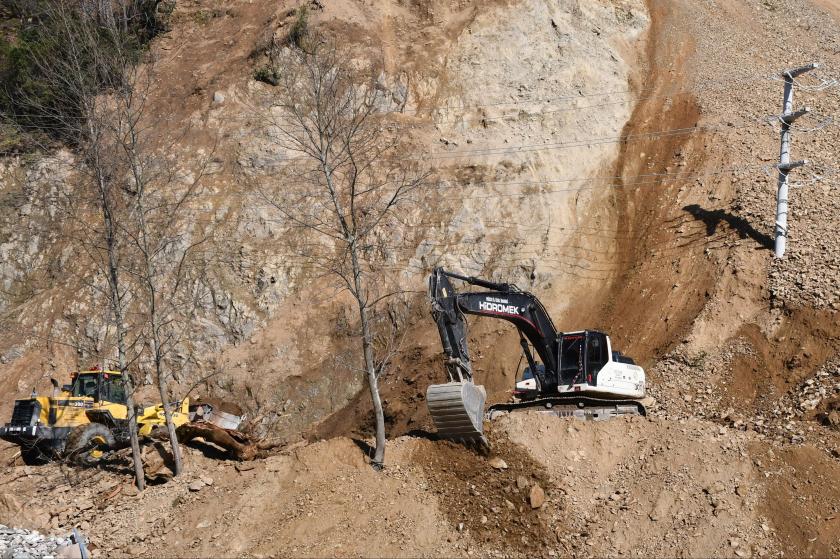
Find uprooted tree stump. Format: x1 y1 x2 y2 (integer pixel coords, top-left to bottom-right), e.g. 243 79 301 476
173 421 283 461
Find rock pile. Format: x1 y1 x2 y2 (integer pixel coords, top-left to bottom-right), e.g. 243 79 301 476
647 341 753 421
746 360 840 447
0 525 72 559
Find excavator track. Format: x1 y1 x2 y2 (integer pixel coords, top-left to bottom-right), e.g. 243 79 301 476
486 395 646 422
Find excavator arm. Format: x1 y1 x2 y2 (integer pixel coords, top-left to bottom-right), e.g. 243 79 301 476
430 268 560 387
429 269 474 383
427 268 563 444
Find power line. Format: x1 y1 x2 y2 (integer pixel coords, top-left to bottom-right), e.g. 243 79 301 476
183 163 840 213
269 65 834 118
245 116 769 167
185 161 771 202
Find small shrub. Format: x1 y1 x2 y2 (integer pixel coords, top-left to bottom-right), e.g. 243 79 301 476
288 5 308 48
253 65 279 86
249 30 274 60
687 351 708 369
0 121 27 155
192 9 226 25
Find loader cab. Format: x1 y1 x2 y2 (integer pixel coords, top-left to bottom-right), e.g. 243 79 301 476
69 370 126 405
99 372 127 405
70 373 98 398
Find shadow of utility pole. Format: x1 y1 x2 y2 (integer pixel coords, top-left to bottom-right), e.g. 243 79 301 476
682 204 774 250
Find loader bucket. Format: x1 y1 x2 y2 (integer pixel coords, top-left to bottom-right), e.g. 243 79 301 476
426 381 487 445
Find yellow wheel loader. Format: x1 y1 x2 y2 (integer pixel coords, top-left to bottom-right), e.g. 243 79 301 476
0 367 192 465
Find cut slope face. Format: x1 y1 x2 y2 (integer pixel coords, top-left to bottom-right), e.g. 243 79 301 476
0 0 649 449
309 0 652 440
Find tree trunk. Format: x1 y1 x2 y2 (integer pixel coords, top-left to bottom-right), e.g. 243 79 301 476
146 276 183 475
135 172 184 477
148 267 183 476
365 340 386 467
350 242 386 467
154 356 183 476
121 369 145 491
175 421 261 461
104 198 145 491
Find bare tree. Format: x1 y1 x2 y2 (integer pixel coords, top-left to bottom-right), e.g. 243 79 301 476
66 21 211 480
26 1 148 490
256 38 428 467
5 1 184 488
114 81 211 476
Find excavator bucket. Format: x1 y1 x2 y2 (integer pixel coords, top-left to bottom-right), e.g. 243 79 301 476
426 381 487 445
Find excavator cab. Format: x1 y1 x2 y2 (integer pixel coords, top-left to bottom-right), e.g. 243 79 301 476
557 332 610 386
551 330 645 399
558 334 585 383
516 332 612 398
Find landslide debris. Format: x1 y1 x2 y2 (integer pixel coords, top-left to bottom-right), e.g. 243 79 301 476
0 525 74 559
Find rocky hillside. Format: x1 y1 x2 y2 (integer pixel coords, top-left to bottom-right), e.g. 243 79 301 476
1 0 840 557
0 0 650 442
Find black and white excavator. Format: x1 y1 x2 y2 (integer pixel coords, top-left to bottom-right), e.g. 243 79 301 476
426 267 647 444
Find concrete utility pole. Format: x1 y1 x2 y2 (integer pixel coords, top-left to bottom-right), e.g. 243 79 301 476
774 63 817 259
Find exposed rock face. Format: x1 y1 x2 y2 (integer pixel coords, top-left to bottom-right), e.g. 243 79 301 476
0 0 649 442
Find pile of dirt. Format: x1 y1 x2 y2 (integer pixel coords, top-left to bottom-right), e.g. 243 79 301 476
755 442 840 555
412 431 560 556
7 410 838 558
493 412 791 558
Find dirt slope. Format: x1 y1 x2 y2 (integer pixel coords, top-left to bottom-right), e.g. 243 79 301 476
4 412 839 558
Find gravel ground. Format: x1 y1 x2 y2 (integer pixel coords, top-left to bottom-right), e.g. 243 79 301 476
0 525 73 559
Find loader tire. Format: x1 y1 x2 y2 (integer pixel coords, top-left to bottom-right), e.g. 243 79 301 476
65 423 115 466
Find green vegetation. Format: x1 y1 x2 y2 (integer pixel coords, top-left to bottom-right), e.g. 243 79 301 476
254 65 280 86
0 1 170 152
193 8 227 25
288 6 309 48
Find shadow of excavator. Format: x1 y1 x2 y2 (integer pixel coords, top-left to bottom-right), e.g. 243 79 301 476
682 204 774 250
